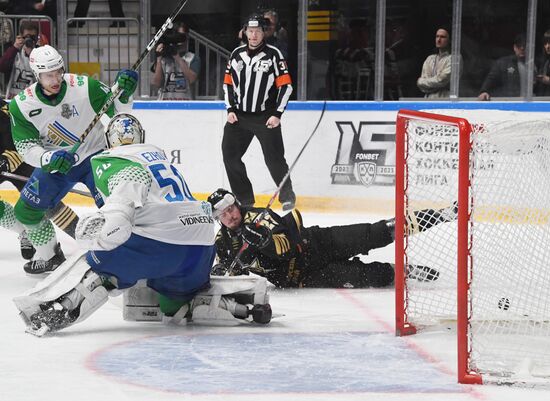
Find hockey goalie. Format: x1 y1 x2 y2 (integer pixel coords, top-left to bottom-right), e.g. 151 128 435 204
13 113 274 336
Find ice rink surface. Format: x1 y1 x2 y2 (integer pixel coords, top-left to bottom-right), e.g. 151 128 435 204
1 208 549 401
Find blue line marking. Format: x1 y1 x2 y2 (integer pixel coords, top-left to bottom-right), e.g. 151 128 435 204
91 332 463 394
133 100 550 112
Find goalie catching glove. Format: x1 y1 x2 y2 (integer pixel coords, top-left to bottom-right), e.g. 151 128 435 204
76 198 135 251
242 223 272 249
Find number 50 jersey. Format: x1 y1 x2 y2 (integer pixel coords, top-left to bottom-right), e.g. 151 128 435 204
91 143 215 246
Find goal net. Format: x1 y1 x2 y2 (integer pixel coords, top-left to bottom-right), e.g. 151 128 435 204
395 109 550 385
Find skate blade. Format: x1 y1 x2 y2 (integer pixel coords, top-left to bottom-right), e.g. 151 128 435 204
25 324 50 337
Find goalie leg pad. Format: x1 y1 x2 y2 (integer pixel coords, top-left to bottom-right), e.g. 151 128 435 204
122 281 163 322
204 273 273 305
189 274 274 325
13 253 109 333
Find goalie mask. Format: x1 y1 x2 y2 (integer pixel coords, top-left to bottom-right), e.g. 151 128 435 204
207 188 239 218
105 113 145 147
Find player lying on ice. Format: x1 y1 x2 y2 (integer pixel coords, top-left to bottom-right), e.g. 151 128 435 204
14 114 273 336
207 188 457 288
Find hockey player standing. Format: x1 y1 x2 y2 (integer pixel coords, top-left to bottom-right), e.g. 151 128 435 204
9 45 138 274
207 189 452 288
222 14 295 211
0 98 80 260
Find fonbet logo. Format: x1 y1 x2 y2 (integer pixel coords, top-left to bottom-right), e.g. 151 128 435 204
331 121 396 187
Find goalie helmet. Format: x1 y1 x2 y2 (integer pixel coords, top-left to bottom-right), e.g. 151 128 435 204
29 45 65 80
207 188 239 218
105 113 145 147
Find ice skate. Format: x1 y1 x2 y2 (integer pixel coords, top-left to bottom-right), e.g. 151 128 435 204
23 243 65 275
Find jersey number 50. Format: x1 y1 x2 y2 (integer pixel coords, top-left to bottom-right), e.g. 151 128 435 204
149 163 194 202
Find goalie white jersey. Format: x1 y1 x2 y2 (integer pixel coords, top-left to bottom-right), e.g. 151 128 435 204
91 143 215 245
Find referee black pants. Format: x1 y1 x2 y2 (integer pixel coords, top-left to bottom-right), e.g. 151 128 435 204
222 111 295 207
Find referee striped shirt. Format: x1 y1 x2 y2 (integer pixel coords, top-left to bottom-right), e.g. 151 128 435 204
223 43 293 118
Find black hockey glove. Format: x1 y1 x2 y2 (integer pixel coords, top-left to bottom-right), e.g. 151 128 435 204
0 154 9 173
242 223 272 249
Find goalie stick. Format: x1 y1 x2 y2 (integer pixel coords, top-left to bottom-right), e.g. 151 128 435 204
70 0 191 153
226 101 328 275
1 171 93 198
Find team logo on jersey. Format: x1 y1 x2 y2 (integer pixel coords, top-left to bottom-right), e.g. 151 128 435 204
61 104 79 119
254 59 272 73
47 121 80 146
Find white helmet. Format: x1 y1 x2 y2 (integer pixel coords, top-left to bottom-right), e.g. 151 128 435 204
29 45 65 80
105 113 145 147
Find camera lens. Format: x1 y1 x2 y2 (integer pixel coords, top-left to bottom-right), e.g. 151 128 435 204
24 37 36 48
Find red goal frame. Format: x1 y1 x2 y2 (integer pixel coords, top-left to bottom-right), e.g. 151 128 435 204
394 109 482 385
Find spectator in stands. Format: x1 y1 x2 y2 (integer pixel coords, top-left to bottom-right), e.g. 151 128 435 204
327 18 373 100
417 27 458 98
151 21 200 100
536 29 550 97
68 0 125 28
0 11 13 47
478 34 531 100
0 20 47 99
263 9 288 58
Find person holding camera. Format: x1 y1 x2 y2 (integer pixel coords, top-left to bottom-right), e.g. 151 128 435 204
151 22 200 100
0 20 47 99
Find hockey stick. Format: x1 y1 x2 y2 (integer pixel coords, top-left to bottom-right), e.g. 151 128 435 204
1 171 93 198
70 0 190 153
226 100 328 275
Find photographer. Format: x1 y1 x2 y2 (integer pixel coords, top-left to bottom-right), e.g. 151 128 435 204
0 20 46 99
151 21 200 100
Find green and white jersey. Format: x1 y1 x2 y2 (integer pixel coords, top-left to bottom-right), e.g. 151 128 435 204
9 73 130 167
91 143 215 245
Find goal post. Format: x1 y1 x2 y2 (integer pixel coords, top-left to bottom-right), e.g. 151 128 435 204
395 108 550 385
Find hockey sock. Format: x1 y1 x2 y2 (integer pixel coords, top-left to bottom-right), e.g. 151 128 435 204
0 200 25 234
26 219 58 260
46 202 79 239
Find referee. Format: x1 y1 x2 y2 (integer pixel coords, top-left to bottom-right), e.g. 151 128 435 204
222 14 295 211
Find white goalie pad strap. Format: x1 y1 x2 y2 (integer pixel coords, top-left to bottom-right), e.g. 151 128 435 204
76 200 135 251
13 252 90 319
190 296 244 326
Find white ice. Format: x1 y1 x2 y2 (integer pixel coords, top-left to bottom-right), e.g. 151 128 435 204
1 208 549 401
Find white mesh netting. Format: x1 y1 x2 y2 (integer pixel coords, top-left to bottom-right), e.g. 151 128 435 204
402 109 550 381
